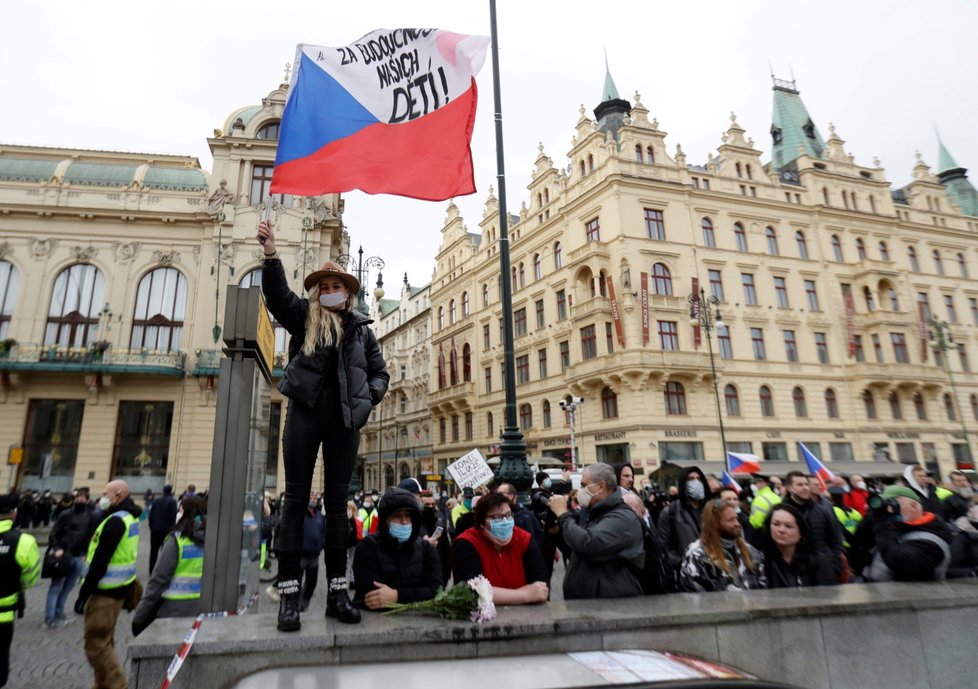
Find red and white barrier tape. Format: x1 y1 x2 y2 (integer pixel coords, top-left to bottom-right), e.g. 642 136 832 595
158 591 260 689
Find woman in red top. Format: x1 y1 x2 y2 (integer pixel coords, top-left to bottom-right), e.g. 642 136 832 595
452 492 549 605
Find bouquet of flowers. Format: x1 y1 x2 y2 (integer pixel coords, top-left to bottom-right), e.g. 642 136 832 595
383 575 496 623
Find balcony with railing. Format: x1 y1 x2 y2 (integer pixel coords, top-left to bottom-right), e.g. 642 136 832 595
191 348 289 378
570 296 612 321
0 343 186 377
428 381 476 408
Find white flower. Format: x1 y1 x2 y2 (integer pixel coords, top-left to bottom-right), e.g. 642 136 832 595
467 575 496 624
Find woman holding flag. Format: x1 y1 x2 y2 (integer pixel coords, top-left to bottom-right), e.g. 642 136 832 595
257 219 389 631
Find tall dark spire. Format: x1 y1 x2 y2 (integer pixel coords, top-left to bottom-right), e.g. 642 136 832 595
593 52 631 138
936 135 978 217
770 76 825 169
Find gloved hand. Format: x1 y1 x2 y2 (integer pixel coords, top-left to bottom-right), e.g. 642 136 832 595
74 597 87 615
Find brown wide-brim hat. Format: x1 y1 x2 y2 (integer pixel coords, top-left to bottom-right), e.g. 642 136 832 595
303 260 360 294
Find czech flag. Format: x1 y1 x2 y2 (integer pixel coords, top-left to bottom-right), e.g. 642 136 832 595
272 29 490 201
798 441 836 484
727 452 761 475
721 471 742 495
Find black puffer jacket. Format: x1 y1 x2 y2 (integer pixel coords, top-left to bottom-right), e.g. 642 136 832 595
262 259 389 428
657 466 705 568
353 488 440 606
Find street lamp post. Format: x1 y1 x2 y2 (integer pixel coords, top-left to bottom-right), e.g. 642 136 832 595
688 287 728 472
929 319 972 468
336 245 386 315
558 397 583 471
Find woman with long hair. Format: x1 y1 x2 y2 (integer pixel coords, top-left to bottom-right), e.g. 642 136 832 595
257 220 389 631
132 495 207 636
761 502 835 588
680 498 765 592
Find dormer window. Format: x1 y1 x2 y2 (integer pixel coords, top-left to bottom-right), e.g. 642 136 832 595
256 121 280 140
771 125 783 145
802 119 816 139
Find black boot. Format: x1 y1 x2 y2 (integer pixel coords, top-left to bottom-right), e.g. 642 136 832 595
277 579 301 632
325 578 360 624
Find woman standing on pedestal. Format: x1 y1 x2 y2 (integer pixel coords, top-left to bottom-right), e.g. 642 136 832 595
257 220 389 631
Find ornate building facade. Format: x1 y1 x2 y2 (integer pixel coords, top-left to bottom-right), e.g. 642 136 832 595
426 71 978 482
0 82 346 495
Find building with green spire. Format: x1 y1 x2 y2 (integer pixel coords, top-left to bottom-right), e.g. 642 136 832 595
593 55 631 139
770 77 825 170
937 137 978 217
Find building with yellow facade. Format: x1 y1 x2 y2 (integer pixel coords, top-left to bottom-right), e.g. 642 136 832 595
423 70 978 482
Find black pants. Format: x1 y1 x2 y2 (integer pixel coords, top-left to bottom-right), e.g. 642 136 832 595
149 529 168 574
278 395 359 585
0 621 12 687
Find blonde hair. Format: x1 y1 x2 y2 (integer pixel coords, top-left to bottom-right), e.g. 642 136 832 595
302 284 356 355
700 499 756 576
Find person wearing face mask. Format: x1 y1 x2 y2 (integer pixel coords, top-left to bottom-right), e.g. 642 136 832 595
657 466 708 576
44 487 95 628
353 488 440 611
549 463 645 600
258 220 389 631
357 492 380 539
132 496 207 636
75 480 142 689
843 475 869 517
452 492 549 605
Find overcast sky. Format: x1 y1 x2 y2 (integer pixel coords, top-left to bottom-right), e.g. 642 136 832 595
4 1 977 295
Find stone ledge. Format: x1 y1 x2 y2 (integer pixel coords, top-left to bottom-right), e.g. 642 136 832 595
127 580 978 689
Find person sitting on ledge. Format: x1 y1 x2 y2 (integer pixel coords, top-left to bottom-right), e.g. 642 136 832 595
680 498 765 592
353 488 441 611
452 491 549 605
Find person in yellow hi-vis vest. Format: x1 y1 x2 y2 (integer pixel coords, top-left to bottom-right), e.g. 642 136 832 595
0 493 40 687
131 496 207 636
74 480 142 689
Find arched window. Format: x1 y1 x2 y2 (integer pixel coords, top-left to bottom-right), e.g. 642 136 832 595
908 246 919 272
554 242 563 269
533 254 542 281
646 146 655 164
889 392 902 419
587 154 594 172
487 412 494 437
384 465 395 489
579 160 586 177
913 393 927 420
437 348 446 389
519 403 533 430
825 388 839 418
795 231 809 259
765 226 779 255
735 162 743 178
0 261 20 340
945 393 957 421
542 400 552 428
971 394 978 422
634 144 643 162
701 218 716 247
958 253 969 278
724 384 740 416
862 390 877 419
544 189 549 204
887 287 900 311
856 238 866 260
437 306 444 330
831 234 844 262
793 387 807 417
462 343 471 383
734 222 748 252
863 286 875 312
461 292 470 317
45 263 105 347
238 270 286 354
879 241 890 262
482 284 489 307
449 346 458 386
664 382 687 415
449 299 457 325
518 262 525 289
933 250 944 275
601 386 618 418
759 386 774 417
598 272 607 298
256 121 280 140
511 267 517 291
651 263 672 296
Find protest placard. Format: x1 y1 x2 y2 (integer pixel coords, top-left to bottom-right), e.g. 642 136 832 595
446 448 494 488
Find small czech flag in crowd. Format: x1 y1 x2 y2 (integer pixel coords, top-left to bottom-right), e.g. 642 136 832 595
727 452 761 475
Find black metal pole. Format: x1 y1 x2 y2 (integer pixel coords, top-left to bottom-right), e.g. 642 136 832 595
703 290 729 473
488 0 531 504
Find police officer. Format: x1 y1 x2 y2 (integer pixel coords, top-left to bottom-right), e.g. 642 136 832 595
0 493 40 687
75 480 142 689
132 495 206 636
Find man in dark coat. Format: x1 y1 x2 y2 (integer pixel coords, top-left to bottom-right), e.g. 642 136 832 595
148 484 178 574
353 488 440 610
657 465 707 571
784 470 843 579
548 463 644 600
864 485 953 582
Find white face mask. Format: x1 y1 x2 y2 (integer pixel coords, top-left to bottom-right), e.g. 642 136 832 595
319 291 346 308
577 484 596 509
98 496 112 512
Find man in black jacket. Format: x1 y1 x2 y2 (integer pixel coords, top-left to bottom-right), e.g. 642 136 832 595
352 488 440 610
44 488 95 627
75 480 142 689
657 465 707 571
148 484 177 574
864 485 953 582
785 471 843 579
